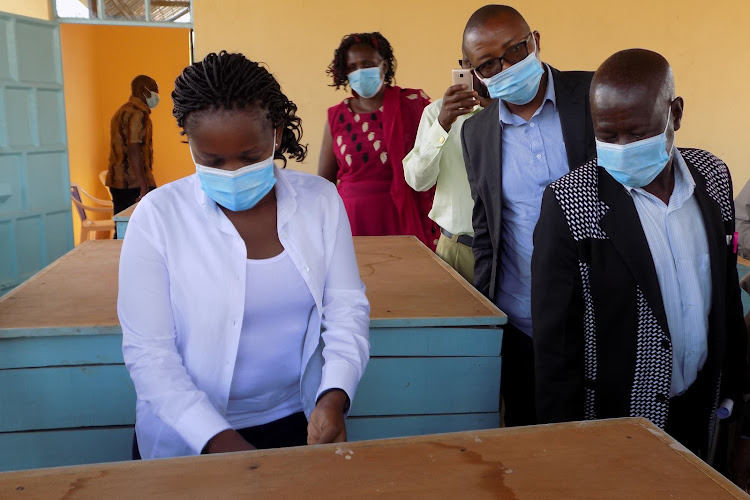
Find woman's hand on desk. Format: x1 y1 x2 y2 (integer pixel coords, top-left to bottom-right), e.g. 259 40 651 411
308 389 348 444
203 429 256 454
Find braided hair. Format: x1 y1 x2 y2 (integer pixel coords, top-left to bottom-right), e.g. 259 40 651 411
172 51 306 165
326 32 396 90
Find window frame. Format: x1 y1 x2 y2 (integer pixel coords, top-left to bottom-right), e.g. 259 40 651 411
51 0 194 29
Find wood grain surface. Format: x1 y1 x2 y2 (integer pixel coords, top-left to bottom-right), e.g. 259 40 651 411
0 236 503 332
0 418 745 499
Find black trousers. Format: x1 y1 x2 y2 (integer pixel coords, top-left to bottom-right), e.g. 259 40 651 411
132 411 308 460
666 370 712 459
501 323 537 427
109 187 141 216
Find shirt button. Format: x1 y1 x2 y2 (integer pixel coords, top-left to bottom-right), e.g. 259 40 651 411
438 136 446 144
303 267 309 273
661 339 670 350
529 122 535 128
536 154 542 160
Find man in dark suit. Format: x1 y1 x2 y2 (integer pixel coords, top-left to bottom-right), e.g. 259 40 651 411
532 49 747 462
461 4 595 426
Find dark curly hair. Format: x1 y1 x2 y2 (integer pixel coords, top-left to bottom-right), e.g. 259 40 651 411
172 51 306 166
326 32 396 90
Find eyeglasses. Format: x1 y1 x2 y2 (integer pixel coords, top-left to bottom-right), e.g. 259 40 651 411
473 33 533 79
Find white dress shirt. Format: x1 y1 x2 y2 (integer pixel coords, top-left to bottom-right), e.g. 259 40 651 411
403 99 480 236
119 167 370 459
625 149 711 397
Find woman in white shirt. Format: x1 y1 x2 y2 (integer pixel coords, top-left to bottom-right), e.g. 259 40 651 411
118 51 370 459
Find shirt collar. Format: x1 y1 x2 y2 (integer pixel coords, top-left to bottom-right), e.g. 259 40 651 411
128 95 151 114
499 63 556 126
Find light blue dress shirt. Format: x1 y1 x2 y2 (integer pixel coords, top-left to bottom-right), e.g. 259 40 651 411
497 65 570 336
625 149 711 397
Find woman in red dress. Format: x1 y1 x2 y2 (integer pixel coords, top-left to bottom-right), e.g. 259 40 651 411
318 32 439 250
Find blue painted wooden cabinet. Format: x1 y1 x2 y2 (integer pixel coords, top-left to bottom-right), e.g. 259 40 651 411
0 237 505 471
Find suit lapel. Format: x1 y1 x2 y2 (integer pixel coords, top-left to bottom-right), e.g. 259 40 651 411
478 99 503 299
552 67 586 172
598 168 671 335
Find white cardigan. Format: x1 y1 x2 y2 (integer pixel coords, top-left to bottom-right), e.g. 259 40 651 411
118 167 370 459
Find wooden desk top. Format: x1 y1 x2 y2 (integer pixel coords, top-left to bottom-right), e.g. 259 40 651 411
0 237 503 335
0 418 744 499
112 203 136 222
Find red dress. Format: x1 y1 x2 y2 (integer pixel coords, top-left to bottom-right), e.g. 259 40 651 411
327 87 439 249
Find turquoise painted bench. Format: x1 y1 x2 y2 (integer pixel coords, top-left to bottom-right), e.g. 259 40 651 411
0 237 505 471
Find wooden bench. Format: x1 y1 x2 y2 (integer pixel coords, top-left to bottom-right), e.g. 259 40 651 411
0 418 745 498
0 236 505 471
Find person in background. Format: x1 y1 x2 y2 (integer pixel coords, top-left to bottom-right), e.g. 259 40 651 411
404 57 492 282
734 180 750 259
532 49 747 470
461 4 595 426
105 75 159 216
119 52 370 459
319 32 439 250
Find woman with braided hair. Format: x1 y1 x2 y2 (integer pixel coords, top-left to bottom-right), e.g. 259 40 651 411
319 32 439 250
118 51 370 459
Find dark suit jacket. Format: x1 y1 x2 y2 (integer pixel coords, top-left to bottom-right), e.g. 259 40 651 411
531 149 747 457
461 66 596 301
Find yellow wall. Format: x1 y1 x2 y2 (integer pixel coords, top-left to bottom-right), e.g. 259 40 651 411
61 24 192 244
0 0 50 19
193 0 750 192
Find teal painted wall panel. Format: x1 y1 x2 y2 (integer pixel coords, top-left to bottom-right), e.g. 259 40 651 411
14 216 42 278
0 154 22 212
0 365 135 432
0 19 10 81
5 88 34 148
0 427 133 472
0 220 14 293
26 153 68 211
347 413 499 442
14 21 61 84
35 90 66 147
349 357 501 416
0 334 124 369
43 210 74 263
370 327 502 357
0 13 73 295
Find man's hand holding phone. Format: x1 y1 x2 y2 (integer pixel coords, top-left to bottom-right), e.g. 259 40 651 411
438 84 479 132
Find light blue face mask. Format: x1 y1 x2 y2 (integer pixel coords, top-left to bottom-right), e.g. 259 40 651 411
596 108 673 188
480 50 544 105
192 139 277 212
348 66 384 98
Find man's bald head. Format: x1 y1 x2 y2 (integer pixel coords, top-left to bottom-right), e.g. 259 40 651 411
131 75 158 97
591 48 683 162
464 5 529 37
592 49 674 112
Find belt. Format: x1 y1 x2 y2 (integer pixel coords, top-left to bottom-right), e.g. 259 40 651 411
440 228 473 247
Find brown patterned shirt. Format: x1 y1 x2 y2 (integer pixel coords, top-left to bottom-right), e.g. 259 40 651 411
105 96 156 189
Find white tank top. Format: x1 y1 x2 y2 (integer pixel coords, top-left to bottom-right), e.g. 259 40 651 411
225 250 315 429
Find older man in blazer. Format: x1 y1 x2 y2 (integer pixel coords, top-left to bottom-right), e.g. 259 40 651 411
532 48 747 463
460 4 595 426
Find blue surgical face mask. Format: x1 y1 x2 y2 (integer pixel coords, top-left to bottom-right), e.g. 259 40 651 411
596 108 673 188
192 138 277 212
348 65 384 98
144 89 160 109
480 50 544 105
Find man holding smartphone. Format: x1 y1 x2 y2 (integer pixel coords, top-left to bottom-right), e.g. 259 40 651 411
403 59 492 282
460 4 595 427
